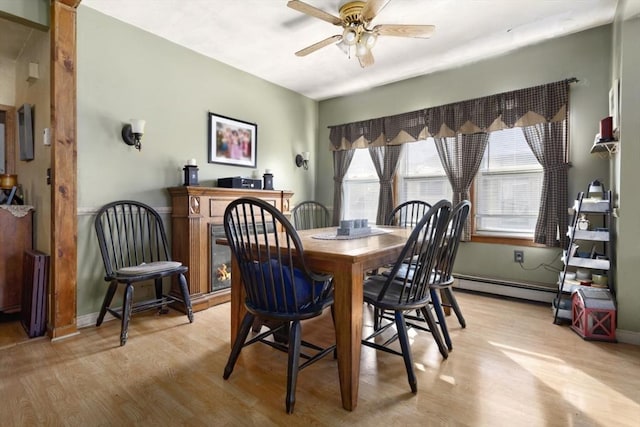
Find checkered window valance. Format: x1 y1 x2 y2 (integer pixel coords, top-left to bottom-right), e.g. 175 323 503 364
328 80 569 151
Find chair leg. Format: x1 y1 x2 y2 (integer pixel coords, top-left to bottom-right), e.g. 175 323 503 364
178 273 194 323
251 318 263 333
155 278 169 314
373 308 381 331
430 289 452 351
394 311 417 393
419 306 448 359
286 320 302 414
120 283 134 346
96 281 118 327
444 287 466 328
223 312 255 380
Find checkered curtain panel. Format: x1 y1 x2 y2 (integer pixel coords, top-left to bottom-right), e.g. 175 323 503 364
332 149 356 226
369 145 404 225
523 122 569 247
434 133 488 241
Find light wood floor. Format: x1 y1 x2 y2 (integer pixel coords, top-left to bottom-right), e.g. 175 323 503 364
1 292 639 426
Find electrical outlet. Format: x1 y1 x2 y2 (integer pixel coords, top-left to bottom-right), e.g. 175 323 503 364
514 250 524 263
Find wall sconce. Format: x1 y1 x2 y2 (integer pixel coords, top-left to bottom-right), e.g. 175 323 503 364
295 151 310 170
121 119 146 151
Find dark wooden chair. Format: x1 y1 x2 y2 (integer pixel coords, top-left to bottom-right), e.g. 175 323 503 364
222 197 336 414
94 200 194 346
362 200 451 392
291 200 331 230
388 200 471 352
372 199 433 327
385 200 432 227
427 200 471 349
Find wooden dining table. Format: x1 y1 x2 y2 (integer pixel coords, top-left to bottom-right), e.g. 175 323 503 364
227 226 413 411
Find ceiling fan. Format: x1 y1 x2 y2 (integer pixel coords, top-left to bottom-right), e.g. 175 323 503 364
287 0 435 68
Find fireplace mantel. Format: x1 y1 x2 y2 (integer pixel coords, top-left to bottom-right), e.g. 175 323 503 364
167 186 293 312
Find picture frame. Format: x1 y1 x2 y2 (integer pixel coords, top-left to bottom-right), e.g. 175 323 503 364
208 112 257 168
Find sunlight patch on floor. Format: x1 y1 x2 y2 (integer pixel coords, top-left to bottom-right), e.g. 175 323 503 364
489 340 640 424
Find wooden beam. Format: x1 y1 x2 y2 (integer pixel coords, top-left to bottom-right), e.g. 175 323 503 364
57 0 82 8
48 0 79 338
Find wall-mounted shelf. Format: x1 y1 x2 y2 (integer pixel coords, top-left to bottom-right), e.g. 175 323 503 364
590 141 618 158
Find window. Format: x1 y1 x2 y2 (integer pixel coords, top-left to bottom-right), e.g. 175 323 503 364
474 128 543 237
397 139 452 205
343 149 378 223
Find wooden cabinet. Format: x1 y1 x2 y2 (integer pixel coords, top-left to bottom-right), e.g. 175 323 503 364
167 186 293 312
0 206 33 313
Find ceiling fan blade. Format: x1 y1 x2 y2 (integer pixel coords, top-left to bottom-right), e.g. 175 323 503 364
287 1 343 26
295 34 342 56
361 0 392 22
373 24 435 38
358 50 375 68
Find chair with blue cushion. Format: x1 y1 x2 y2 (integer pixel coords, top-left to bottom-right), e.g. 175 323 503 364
387 200 472 352
94 200 194 346
426 200 471 349
362 199 451 393
371 199 433 328
222 197 335 414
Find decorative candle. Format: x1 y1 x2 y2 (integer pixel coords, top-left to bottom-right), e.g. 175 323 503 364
187 158 197 166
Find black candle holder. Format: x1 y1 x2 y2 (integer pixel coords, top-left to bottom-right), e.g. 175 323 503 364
183 165 199 186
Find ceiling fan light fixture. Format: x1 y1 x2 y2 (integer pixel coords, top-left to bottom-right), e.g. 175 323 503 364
355 40 369 57
343 27 358 45
361 31 377 49
336 40 352 56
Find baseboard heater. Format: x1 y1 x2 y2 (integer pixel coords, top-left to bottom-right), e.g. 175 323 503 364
454 274 555 304
21 249 50 338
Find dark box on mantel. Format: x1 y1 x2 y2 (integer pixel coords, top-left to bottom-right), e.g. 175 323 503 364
217 176 262 190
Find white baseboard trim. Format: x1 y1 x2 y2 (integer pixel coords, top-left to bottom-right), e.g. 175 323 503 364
615 329 640 345
455 277 555 304
77 311 116 329
455 276 639 346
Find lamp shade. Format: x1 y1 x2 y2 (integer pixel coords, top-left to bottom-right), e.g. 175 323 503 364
130 119 146 134
587 179 605 199
355 41 368 57
361 32 377 49
343 27 357 45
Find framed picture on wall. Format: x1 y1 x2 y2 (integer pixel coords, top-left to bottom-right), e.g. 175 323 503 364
208 112 257 168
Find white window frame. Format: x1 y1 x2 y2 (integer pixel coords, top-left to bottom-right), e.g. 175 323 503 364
396 139 452 206
342 149 378 223
473 129 543 239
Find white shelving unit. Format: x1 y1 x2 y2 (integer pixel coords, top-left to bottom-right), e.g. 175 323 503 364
553 191 614 324
590 140 618 158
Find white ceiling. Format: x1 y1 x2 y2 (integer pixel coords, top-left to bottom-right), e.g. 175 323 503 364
3 1 635 100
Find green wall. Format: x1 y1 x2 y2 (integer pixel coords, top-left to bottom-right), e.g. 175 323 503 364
0 0 48 29
76 6 317 316
317 26 612 287
613 12 640 336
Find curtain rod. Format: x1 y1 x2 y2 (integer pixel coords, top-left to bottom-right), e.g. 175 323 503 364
567 77 579 83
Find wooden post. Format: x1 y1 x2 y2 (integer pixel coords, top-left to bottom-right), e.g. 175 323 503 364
48 0 80 338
